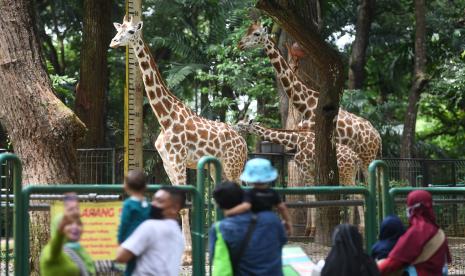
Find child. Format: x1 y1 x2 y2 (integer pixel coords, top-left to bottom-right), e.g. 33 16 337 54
117 169 150 276
225 158 292 235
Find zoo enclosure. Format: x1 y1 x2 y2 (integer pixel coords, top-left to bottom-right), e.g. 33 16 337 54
71 148 465 187
2 153 379 276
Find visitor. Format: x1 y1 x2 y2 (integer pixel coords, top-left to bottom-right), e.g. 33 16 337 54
224 158 292 234
321 224 380 276
377 190 451 276
115 186 186 276
40 193 95 276
372 215 405 261
117 169 150 276
209 181 287 275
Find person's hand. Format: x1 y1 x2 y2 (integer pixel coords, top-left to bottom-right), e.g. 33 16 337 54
283 220 292 236
58 210 80 233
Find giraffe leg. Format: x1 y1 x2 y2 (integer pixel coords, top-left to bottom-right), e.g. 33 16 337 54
358 195 365 234
305 194 316 237
168 162 193 265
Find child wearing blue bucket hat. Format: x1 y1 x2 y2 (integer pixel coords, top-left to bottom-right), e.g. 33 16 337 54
225 158 292 234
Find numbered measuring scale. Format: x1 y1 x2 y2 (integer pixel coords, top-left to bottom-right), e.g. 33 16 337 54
124 0 143 175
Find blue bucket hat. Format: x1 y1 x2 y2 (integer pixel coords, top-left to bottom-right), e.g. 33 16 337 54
240 158 278 183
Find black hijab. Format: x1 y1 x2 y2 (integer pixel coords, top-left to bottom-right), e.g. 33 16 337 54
321 224 380 276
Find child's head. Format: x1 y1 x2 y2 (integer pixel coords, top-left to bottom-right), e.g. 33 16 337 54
240 158 277 186
124 169 147 194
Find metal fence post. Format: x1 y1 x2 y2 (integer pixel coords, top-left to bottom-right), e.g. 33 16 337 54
368 160 390 229
0 154 22 276
196 156 222 276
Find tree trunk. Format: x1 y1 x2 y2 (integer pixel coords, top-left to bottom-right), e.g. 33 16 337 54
0 0 86 273
401 0 427 159
348 0 375 90
400 0 427 184
257 0 343 245
76 0 112 147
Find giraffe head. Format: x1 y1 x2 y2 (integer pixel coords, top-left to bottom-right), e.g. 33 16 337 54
286 42 305 72
237 22 267 50
109 15 143 48
234 118 255 134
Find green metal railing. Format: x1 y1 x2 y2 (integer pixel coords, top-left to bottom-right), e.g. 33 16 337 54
386 187 465 216
4 153 382 275
0 153 21 276
274 186 377 253
368 160 390 228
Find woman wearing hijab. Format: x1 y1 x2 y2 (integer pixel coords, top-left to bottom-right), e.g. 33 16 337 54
321 224 380 276
372 215 405 260
378 190 451 276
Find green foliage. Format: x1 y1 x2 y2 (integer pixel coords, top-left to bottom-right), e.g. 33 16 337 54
49 74 76 106
33 0 465 159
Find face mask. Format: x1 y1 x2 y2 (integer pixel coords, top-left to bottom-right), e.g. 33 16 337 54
150 205 165 220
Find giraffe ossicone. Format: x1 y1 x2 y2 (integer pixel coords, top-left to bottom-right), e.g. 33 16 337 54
110 16 248 264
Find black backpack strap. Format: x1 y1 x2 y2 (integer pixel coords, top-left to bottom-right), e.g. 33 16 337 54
231 214 258 274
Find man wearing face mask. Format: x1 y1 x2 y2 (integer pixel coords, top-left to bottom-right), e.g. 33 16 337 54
115 187 186 276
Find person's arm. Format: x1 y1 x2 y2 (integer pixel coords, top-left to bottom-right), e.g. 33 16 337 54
117 201 132 244
115 247 135 263
49 228 66 258
224 202 251 216
277 215 288 246
117 221 150 263
277 202 292 235
50 213 78 257
377 257 406 275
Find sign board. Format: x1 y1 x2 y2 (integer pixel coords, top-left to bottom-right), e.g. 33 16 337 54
51 201 122 260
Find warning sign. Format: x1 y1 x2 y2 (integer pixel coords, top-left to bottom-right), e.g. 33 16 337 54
51 201 122 260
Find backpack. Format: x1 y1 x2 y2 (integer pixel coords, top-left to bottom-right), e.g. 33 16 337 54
212 222 234 276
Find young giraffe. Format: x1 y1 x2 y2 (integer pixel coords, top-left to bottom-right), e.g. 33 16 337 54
238 22 382 180
234 120 364 234
110 16 247 262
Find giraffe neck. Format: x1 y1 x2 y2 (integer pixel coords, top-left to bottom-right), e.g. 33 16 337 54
263 36 319 119
249 124 298 149
131 36 193 130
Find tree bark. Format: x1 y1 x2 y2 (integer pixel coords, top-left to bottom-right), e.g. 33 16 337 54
75 0 112 147
348 0 375 89
0 0 86 273
257 0 343 245
400 0 427 160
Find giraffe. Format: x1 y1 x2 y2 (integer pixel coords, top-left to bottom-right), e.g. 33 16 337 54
110 16 247 262
238 22 382 181
234 119 364 234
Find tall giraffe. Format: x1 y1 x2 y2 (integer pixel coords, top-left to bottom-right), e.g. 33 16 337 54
110 16 247 262
238 22 382 180
234 119 364 233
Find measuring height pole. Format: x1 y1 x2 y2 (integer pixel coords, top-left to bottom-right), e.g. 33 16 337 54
124 0 144 176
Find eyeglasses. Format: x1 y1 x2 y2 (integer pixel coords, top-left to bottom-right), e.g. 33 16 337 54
407 202 422 216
